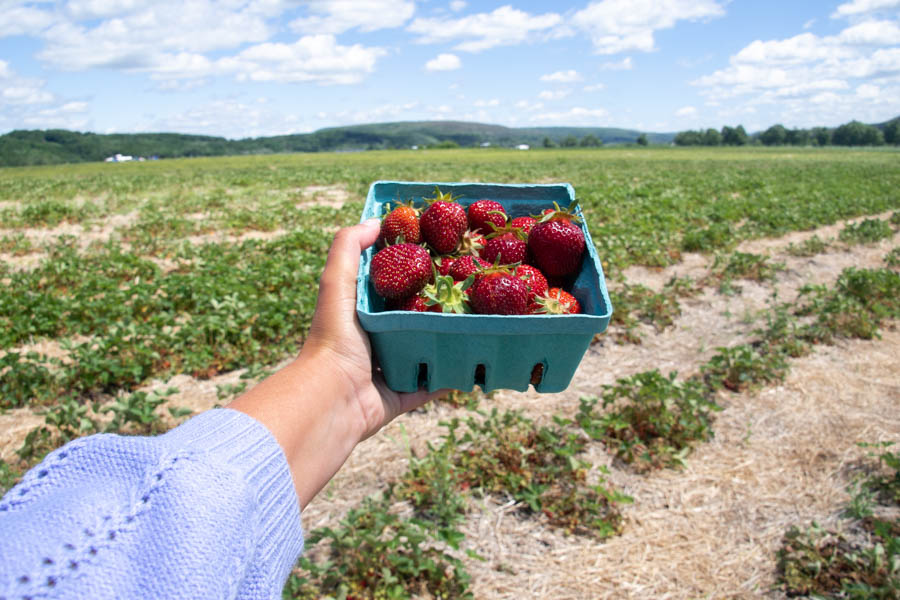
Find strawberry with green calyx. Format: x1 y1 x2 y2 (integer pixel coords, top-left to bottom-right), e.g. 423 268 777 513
469 265 530 315
377 201 420 248
532 287 581 315
370 242 432 300
514 264 548 302
480 224 528 265
467 199 507 233
527 200 586 277
510 215 537 236
448 255 490 282
422 272 475 314
420 187 468 254
457 229 486 257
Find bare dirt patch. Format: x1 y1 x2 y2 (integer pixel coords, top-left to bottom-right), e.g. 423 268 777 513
296 185 352 210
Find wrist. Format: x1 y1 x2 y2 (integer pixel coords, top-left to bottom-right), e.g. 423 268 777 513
228 347 368 509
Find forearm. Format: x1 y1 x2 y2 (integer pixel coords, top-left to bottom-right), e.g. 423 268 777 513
228 346 367 509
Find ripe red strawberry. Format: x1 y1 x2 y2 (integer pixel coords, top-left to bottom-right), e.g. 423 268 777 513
449 255 490 281
467 199 507 233
469 269 529 315
532 287 581 314
420 188 467 254
370 243 432 300
377 202 420 247
510 215 537 235
386 294 435 312
434 255 457 277
480 227 528 265
514 264 548 302
527 201 585 277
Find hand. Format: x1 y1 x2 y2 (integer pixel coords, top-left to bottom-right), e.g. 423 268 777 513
304 218 444 441
229 219 447 508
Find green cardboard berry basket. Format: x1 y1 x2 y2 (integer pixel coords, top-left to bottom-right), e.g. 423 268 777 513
356 181 613 393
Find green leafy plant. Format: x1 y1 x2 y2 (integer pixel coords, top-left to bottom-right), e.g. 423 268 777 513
839 218 894 245
578 370 721 471
786 234 831 257
285 492 473 600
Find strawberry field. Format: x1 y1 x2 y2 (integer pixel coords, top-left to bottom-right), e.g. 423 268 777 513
1 147 899 598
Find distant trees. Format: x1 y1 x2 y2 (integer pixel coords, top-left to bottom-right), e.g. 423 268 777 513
636 133 648 146
832 120 884 146
579 134 602 147
674 118 899 148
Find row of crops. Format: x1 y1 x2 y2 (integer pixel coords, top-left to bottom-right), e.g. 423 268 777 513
1 147 899 597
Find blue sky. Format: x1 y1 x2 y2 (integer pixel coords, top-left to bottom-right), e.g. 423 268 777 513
1 0 898 138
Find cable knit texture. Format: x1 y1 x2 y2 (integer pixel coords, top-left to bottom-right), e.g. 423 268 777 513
0 408 304 599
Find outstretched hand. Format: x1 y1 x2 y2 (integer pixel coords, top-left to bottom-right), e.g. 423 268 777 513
305 218 445 440
230 219 447 508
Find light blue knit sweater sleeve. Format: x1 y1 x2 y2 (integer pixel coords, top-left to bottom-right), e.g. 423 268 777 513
0 408 305 599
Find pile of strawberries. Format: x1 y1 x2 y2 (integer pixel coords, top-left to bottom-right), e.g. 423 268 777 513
369 188 586 315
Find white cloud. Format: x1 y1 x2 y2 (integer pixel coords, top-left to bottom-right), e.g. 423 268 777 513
571 0 725 55
221 35 386 85
474 98 499 107
290 0 415 34
540 69 582 83
515 100 544 111
425 53 461 71
599 56 632 70
450 0 466 11
140 99 316 138
538 89 571 100
832 0 900 18
675 106 697 118
0 3 57 37
693 18 900 127
408 5 562 52
0 60 55 106
584 83 605 91
530 106 609 124
837 20 900 45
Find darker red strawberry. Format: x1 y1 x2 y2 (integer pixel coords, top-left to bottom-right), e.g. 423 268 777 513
527 202 585 277
377 203 420 247
449 255 490 281
386 294 433 312
370 243 432 300
510 215 537 236
469 269 529 315
480 228 527 265
532 287 581 314
434 255 457 277
514 264 548 302
420 188 467 254
467 199 507 233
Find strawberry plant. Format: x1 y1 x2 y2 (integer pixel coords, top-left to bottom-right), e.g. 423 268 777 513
886 247 900 268
839 218 894 245
700 343 789 393
286 492 473 600
786 234 832 257
578 370 720 471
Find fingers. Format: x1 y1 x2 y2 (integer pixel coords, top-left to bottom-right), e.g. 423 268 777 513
317 219 380 308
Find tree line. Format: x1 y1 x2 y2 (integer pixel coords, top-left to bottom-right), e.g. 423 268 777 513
674 118 900 147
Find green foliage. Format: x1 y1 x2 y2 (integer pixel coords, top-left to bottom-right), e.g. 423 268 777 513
797 268 900 341
608 280 688 343
706 251 784 294
839 218 894 245
886 247 900 268
409 409 629 538
286 492 473 600
786 234 832 257
681 222 736 253
777 522 900 598
701 343 790 392
578 371 720 471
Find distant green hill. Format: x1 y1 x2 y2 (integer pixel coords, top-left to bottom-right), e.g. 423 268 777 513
0 121 674 167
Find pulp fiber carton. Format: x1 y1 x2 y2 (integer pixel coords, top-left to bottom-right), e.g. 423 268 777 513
356 181 612 393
